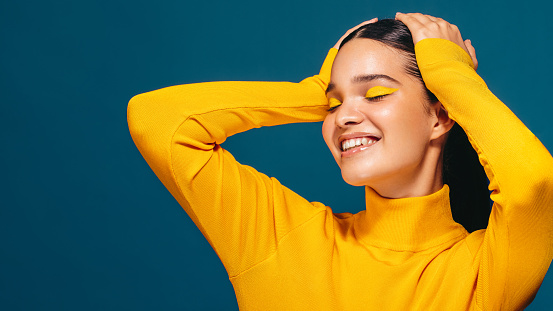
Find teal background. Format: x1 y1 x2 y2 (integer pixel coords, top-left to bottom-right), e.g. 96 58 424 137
1 0 552 309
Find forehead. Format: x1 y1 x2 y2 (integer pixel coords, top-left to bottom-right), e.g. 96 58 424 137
330 39 407 86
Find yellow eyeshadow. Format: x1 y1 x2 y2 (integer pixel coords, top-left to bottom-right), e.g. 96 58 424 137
328 98 342 108
365 86 399 98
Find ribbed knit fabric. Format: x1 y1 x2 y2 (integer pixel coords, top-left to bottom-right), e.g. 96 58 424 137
127 39 553 310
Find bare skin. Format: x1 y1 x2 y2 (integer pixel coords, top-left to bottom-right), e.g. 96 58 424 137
322 13 477 199
395 13 478 69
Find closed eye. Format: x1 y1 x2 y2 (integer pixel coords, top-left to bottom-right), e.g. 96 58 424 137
327 98 342 112
366 94 388 102
365 86 398 102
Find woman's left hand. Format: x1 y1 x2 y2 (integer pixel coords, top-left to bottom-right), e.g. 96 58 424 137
395 13 478 70
333 18 378 50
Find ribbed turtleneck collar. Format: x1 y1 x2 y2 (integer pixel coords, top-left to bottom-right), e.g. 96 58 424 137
354 185 468 252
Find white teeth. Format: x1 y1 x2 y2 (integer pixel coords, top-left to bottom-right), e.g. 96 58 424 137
341 137 378 151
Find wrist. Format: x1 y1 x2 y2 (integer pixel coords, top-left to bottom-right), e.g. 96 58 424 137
415 38 474 69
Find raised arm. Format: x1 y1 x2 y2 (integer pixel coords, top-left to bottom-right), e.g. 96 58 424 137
126 48 337 277
397 13 553 310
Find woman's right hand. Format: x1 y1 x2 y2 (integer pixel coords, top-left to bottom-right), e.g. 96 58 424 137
332 18 378 50
395 13 478 70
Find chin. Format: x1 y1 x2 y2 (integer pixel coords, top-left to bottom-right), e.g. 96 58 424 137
340 162 399 189
341 170 375 187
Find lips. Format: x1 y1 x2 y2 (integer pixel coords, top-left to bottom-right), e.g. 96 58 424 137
341 136 379 151
338 132 381 157
338 132 381 151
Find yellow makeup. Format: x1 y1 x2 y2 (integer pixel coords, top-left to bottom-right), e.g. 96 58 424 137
365 86 399 98
328 98 342 109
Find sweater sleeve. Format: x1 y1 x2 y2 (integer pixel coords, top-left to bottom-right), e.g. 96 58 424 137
127 49 337 277
415 38 553 310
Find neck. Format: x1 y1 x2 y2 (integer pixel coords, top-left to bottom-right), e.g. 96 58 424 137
370 143 445 198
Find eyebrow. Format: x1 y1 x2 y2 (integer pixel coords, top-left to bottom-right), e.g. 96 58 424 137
325 74 401 94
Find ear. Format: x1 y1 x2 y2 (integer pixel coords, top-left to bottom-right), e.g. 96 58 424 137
430 102 455 141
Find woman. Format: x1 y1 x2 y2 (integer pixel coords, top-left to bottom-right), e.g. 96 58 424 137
127 13 553 310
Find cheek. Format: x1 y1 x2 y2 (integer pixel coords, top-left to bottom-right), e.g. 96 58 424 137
377 98 433 145
388 105 433 150
321 115 333 145
322 115 341 161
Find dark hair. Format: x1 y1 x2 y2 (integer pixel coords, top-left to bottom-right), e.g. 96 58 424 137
340 19 491 232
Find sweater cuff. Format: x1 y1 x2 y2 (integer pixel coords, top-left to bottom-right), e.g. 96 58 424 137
318 48 338 86
415 38 475 69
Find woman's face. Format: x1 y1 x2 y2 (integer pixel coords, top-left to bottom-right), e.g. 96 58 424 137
322 38 439 195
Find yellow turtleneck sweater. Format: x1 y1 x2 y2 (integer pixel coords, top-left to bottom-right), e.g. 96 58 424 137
127 39 553 310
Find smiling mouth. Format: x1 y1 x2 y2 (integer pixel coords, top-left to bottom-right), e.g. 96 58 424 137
340 136 380 152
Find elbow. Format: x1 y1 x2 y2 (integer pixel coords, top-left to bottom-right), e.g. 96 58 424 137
127 92 158 152
126 89 189 164
539 160 553 201
127 93 145 139
524 155 553 205
531 151 553 187
500 152 553 209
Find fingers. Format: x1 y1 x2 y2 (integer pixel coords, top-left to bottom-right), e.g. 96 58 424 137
464 39 478 70
395 13 472 60
333 18 379 49
395 12 426 36
355 18 378 29
396 12 445 27
425 15 439 22
345 18 378 35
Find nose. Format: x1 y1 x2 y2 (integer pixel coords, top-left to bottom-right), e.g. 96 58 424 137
335 100 364 127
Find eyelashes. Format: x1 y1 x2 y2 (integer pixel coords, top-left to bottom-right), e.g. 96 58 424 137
365 86 399 98
327 98 342 112
327 86 399 112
